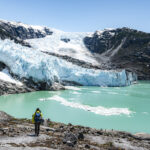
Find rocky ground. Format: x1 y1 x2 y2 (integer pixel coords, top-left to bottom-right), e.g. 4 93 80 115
0 111 150 150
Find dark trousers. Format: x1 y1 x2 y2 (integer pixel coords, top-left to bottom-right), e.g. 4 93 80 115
35 122 40 136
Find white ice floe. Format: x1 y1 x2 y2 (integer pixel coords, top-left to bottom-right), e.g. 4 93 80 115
108 92 118 95
0 68 23 86
142 112 149 115
65 86 81 91
71 91 81 95
91 91 101 93
39 95 132 116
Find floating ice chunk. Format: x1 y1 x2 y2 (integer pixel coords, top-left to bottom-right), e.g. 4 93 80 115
108 92 118 95
65 86 81 91
91 91 101 93
72 91 81 94
142 112 149 115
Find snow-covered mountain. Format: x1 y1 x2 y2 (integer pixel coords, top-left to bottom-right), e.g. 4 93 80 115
0 20 142 93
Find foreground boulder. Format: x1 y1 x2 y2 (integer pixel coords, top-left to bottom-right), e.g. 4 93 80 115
63 132 77 147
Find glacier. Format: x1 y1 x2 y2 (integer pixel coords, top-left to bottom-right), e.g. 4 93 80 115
0 39 136 87
26 29 99 65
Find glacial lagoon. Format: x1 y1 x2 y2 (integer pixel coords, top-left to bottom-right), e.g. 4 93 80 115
0 81 150 133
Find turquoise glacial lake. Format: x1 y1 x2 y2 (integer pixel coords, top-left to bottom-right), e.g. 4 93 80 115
0 81 150 133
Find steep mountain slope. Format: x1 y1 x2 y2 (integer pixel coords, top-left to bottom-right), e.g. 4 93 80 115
84 28 150 79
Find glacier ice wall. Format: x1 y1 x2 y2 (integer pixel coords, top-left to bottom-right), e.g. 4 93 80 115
0 39 136 87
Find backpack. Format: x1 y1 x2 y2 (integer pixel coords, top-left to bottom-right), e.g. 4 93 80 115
34 112 42 123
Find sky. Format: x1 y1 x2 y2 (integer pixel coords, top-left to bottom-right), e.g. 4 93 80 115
0 0 150 32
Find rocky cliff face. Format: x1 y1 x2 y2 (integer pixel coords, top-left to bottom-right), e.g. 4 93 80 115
84 28 150 80
0 24 31 47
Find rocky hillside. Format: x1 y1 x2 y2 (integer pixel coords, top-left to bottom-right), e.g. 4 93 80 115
1 111 150 150
84 28 150 79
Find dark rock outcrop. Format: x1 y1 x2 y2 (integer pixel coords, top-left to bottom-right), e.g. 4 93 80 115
61 38 70 43
0 25 31 47
0 62 6 71
0 79 34 95
84 29 116 54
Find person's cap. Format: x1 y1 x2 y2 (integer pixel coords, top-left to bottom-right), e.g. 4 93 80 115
36 108 40 111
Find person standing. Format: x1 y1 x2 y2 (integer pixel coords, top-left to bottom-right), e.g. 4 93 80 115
32 108 43 136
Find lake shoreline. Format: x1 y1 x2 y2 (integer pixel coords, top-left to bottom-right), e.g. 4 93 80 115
0 111 150 150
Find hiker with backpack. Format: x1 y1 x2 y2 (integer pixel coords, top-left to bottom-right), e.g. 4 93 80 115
32 108 43 136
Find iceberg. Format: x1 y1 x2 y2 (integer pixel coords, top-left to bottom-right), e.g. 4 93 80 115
0 39 136 87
